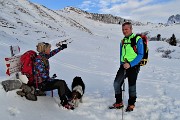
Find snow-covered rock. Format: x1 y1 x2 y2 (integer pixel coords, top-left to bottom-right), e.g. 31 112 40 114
167 14 180 24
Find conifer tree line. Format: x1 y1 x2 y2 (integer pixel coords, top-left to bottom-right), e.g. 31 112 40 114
150 33 178 46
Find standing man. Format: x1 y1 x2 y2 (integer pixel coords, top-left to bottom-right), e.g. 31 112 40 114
111 22 144 112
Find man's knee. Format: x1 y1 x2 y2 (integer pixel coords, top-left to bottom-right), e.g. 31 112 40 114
129 85 136 97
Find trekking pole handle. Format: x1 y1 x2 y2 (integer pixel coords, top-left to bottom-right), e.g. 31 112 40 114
124 58 128 63
56 38 73 47
123 58 127 82
51 74 57 79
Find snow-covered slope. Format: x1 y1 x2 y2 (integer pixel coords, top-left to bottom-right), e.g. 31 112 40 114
0 0 180 120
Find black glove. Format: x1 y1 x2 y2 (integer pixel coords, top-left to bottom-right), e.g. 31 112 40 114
59 44 67 50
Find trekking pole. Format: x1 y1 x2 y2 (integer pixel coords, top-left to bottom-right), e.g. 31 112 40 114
122 77 125 120
122 58 127 120
51 74 57 97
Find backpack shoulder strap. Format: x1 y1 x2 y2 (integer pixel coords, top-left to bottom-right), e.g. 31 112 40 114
130 35 141 53
36 54 41 58
121 39 124 45
130 35 137 47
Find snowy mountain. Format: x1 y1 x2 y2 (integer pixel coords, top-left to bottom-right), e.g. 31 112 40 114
167 14 180 24
62 7 143 25
0 0 180 120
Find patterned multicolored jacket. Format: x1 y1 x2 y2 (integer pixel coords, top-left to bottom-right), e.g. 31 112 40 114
33 48 61 84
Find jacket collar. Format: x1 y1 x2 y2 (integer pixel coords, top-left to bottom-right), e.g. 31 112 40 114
124 33 135 40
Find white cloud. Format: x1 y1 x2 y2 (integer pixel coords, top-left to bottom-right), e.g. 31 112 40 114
79 0 180 23
79 0 97 11
128 0 180 23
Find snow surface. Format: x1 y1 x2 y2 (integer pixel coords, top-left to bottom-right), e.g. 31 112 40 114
0 1 180 120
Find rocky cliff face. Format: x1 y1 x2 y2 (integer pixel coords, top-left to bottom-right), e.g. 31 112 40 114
64 7 143 25
167 14 180 24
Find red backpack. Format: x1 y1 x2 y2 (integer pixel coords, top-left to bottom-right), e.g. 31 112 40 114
20 50 37 85
131 34 148 66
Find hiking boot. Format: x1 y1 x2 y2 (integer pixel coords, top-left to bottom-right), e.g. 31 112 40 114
125 105 135 112
16 90 26 97
114 102 124 109
109 102 124 109
63 103 75 110
60 95 74 110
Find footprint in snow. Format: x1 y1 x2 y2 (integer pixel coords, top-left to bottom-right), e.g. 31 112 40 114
8 107 20 116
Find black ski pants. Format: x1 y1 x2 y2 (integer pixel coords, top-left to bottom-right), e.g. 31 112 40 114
114 64 140 105
40 79 72 101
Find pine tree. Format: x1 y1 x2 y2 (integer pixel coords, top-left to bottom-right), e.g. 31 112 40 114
157 34 161 41
169 34 177 46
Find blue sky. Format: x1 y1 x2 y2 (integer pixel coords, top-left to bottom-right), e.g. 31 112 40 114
29 0 179 23
29 0 84 10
